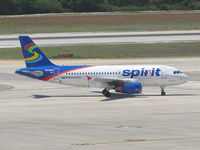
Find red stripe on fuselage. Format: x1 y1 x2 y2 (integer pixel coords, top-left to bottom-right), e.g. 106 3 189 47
42 66 94 81
24 43 34 50
120 86 123 93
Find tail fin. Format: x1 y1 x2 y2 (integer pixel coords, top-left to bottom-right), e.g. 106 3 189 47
19 36 55 68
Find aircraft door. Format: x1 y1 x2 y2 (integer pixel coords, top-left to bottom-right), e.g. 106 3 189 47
161 67 167 79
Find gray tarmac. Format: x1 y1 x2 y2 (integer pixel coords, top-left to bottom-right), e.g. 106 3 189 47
0 57 200 150
2 30 200 48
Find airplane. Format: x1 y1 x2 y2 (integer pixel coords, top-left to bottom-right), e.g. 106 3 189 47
15 36 189 97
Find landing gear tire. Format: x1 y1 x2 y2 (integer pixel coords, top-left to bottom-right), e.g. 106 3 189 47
160 86 166 96
161 91 166 96
102 88 111 97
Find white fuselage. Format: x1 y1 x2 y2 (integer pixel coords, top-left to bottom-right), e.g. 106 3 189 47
48 65 189 88
16 36 190 96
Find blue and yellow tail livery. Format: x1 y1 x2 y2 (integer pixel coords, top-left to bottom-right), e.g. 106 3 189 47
19 36 55 68
16 36 89 80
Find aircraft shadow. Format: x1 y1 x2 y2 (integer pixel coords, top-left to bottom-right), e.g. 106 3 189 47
32 93 195 101
101 94 147 101
32 93 145 101
33 94 102 99
92 91 147 101
145 93 193 97
93 91 195 101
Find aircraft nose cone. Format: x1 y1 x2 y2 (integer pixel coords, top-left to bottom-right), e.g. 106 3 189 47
181 73 189 83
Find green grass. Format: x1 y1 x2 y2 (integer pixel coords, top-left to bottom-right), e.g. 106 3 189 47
1 42 200 59
1 13 200 34
1 21 200 34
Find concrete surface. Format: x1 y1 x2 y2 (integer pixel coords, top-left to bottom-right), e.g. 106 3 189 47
2 30 200 48
0 57 200 150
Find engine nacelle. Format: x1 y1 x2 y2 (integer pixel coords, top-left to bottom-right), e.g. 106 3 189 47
115 83 142 94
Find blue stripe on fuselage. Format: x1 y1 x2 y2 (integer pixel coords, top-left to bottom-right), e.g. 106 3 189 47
15 65 92 80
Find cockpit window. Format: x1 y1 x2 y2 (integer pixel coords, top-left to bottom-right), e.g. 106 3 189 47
178 71 182 73
173 70 182 74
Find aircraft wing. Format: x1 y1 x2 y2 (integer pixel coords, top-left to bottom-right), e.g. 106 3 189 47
93 77 139 86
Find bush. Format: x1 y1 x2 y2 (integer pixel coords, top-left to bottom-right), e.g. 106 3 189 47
1 0 200 15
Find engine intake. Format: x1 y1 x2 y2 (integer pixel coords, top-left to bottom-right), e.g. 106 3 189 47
115 83 142 94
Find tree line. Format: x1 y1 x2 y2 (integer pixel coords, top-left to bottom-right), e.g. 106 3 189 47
1 0 200 15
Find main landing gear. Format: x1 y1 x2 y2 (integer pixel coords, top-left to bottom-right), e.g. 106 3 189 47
102 88 111 97
160 86 166 96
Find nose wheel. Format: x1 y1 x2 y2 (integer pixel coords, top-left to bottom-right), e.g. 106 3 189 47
161 86 166 96
102 88 111 97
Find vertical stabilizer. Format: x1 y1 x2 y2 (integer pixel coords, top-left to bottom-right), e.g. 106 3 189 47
19 36 55 68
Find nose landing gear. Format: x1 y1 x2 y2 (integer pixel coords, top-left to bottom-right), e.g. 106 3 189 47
160 86 166 96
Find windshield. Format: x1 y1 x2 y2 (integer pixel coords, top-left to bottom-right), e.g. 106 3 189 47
173 70 182 74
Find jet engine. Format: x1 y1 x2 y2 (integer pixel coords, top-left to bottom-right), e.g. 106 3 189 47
115 83 142 94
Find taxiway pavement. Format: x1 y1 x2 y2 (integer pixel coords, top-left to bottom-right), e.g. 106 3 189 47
0 57 200 150
1 30 200 48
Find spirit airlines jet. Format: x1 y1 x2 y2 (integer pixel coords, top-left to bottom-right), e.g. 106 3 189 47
16 36 189 97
